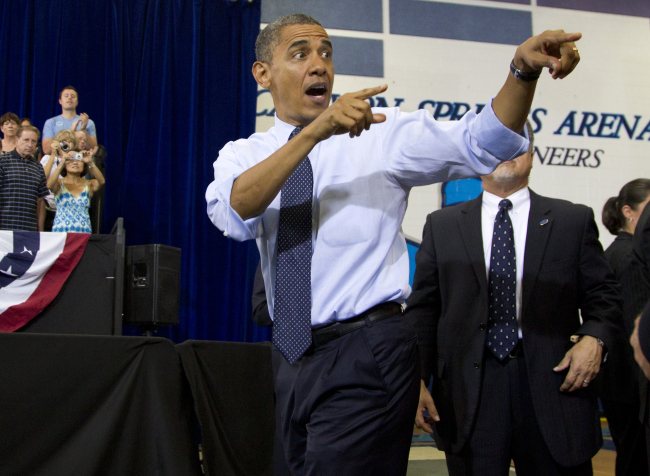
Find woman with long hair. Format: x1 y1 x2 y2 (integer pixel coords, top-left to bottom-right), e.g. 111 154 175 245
46 135 104 233
599 178 650 475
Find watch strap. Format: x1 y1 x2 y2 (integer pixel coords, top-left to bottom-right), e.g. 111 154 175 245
510 60 541 82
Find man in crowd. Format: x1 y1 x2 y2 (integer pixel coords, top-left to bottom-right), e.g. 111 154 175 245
634 199 650 290
632 200 650 469
406 122 622 475
74 129 88 151
632 310 650 472
42 86 97 155
633 314 650 380
206 13 581 476
0 126 48 231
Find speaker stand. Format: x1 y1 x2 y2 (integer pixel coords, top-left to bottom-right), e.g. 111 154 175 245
140 324 159 337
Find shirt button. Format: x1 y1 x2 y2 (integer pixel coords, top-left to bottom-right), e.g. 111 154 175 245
479 324 486 331
474 362 480 369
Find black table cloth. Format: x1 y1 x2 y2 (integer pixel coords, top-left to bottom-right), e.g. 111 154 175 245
0 333 273 476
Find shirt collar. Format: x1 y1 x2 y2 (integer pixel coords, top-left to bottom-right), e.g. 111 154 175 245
274 114 303 145
483 186 530 214
9 148 25 161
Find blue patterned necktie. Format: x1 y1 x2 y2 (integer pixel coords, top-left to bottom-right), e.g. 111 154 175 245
486 198 519 360
273 127 313 363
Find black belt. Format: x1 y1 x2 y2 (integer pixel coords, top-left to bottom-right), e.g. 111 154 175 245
311 302 403 347
508 342 524 359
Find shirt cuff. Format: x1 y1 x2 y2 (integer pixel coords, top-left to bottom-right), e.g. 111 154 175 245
205 173 261 242
473 99 530 162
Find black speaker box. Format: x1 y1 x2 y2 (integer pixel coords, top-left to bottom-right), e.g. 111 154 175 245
124 244 181 326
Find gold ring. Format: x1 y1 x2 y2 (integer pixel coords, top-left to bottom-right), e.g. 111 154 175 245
573 47 579 53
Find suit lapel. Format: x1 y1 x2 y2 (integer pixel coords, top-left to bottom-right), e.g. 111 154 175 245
522 190 553 312
459 195 487 292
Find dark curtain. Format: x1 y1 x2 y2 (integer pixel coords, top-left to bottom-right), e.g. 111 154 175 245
0 0 271 343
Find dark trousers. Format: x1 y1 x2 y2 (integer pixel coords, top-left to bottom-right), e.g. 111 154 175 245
445 351 593 476
281 315 420 476
646 425 650 474
272 344 300 476
601 397 648 476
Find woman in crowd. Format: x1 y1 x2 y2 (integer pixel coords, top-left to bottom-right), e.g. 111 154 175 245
603 179 650 335
42 130 78 179
46 134 104 233
1 112 20 153
599 178 650 475
41 130 78 231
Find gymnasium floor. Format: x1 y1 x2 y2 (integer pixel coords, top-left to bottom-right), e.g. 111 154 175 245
407 420 616 476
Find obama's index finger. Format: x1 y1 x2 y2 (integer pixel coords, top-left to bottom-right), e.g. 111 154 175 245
353 84 388 100
544 31 582 46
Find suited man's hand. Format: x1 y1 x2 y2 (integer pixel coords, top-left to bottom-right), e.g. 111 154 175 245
631 315 650 381
554 336 602 392
415 379 439 434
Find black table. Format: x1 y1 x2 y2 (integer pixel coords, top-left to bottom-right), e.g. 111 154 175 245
0 333 274 476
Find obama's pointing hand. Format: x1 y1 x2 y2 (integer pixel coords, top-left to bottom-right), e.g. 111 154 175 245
306 84 388 142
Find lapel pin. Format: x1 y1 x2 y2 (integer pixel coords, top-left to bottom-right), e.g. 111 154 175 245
540 219 549 226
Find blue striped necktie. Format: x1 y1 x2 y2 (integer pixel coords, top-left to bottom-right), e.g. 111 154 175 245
486 198 519 360
272 127 314 363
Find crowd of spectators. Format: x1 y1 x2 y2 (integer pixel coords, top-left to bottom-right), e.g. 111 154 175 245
599 179 650 474
0 85 105 233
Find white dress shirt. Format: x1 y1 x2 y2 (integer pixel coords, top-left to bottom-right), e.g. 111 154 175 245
206 100 529 326
40 155 62 209
481 187 531 338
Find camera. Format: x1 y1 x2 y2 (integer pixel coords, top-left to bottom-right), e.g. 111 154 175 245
71 152 83 161
60 141 71 152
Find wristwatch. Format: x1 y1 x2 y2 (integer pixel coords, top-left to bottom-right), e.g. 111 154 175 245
510 59 541 82
570 335 608 362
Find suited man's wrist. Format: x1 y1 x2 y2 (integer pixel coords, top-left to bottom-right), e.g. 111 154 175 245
571 334 607 362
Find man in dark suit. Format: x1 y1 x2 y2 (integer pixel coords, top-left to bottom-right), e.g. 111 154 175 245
632 201 650 470
634 200 650 290
405 122 623 476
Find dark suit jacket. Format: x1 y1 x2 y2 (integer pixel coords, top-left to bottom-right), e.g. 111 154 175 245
633 202 650 425
634 202 650 291
405 190 622 467
596 233 649 403
606 233 650 338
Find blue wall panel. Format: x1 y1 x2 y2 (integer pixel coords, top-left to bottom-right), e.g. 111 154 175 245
476 0 530 4
261 0 383 33
331 36 384 77
406 239 420 288
538 0 650 18
390 0 532 45
441 178 483 207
